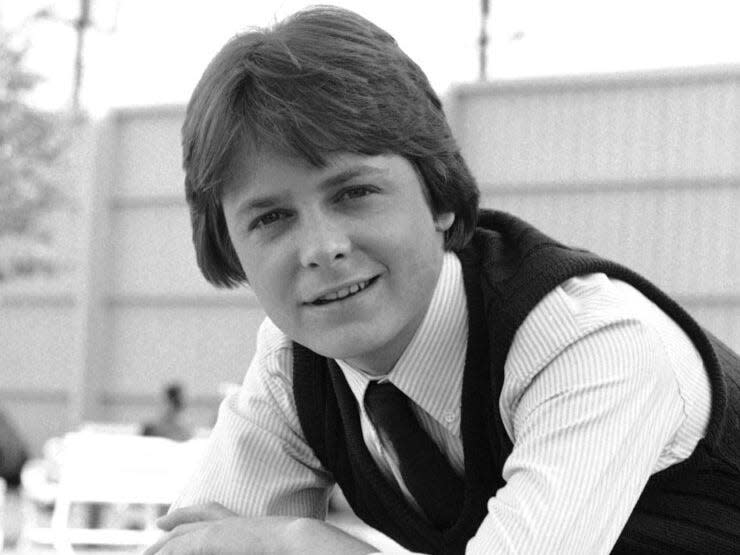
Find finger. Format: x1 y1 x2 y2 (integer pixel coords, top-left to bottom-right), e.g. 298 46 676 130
142 521 205 555
142 533 198 555
156 502 235 531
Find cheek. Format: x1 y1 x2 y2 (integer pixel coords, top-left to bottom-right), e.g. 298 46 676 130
240 249 294 307
248 277 297 332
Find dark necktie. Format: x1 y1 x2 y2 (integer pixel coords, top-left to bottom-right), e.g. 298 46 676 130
364 381 464 529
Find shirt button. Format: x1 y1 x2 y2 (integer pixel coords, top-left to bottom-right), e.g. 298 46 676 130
443 410 458 423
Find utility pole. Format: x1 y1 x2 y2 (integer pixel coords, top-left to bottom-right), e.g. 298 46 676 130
32 0 118 115
71 0 92 115
479 0 490 81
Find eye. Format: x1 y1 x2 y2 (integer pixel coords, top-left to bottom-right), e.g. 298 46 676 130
335 185 377 202
249 210 290 231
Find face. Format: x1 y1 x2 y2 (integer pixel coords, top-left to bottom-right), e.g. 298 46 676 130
221 149 454 375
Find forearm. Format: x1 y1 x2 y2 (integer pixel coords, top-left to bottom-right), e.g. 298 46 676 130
284 518 379 555
148 505 379 555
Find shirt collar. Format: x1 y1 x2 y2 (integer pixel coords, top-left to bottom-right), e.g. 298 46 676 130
338 252 468 435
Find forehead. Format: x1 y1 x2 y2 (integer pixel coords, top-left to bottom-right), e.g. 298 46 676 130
222 146 413 201
224 145 311 193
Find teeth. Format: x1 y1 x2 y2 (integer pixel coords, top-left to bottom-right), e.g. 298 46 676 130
316 279 371 304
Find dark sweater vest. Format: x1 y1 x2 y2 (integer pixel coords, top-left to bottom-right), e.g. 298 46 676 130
293 210 740 554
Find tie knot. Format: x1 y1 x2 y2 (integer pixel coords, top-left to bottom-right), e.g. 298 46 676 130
364 381 415 430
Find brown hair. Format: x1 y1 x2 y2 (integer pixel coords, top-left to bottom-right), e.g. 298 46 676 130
183 6 479 287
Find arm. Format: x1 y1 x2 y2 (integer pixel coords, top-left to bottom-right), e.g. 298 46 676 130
467 277 695 554
153 318 380 553
145 503 377 555
170 318 333 517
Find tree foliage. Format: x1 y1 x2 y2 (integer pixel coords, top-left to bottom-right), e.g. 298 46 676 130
0 28 70 281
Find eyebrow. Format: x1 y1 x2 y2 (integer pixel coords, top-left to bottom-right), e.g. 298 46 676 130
235 164 388 217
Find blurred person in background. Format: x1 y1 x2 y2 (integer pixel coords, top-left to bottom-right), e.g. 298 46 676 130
145 6 740 555
0 406 28 489
141 382 193 442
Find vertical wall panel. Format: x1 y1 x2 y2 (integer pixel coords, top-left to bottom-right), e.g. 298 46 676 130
115 108 186 198
0 303 77 390
455 70 740 185
110 205 211 297
107 304 265 397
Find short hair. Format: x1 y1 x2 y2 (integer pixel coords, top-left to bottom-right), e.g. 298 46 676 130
183 6 480 287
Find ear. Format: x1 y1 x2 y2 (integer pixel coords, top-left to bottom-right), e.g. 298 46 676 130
434 212 455 232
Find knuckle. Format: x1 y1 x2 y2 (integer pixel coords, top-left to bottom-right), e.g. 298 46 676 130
205 500 224 512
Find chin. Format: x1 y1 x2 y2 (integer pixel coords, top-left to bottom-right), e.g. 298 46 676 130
299 325 383 361
306 335 371 361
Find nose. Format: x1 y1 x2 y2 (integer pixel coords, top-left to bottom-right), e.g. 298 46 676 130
298 215 351 269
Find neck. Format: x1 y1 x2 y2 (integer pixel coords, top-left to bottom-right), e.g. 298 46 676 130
342 270 442 376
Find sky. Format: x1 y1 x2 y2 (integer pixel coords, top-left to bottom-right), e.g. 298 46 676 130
2 0 740 116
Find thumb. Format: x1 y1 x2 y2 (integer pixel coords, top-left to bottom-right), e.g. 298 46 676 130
156 502 235 531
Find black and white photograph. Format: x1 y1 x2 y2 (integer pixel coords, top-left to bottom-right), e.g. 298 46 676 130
1 1 738 553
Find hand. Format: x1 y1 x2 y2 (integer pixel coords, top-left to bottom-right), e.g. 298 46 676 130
143 502 377 555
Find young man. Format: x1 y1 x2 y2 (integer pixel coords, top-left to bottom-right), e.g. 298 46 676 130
145 6 740 554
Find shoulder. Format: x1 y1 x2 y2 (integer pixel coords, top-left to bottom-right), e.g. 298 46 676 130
255 316 294 359
237 317 296 408
251 317 294 375
502 272 704 416
505 273 644 378
218 316 313 442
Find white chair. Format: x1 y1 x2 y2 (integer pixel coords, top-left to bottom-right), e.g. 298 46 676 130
77 421 143 435
40 431 205 554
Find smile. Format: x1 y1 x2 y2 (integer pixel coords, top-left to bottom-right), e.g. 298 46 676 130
310 277 378 305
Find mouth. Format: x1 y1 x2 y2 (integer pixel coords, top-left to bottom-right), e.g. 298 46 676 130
309 276 379 306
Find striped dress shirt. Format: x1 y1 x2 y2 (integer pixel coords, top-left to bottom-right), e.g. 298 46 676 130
173 252 711 554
